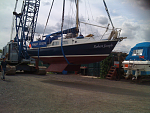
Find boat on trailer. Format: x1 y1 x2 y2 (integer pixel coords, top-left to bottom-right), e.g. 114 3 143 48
27 0 126 72
122 42 150 80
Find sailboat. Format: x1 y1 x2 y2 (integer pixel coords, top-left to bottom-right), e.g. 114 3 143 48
27 0 126 72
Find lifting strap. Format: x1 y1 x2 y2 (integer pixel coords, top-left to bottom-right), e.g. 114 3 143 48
38 47 40 59
61 0 70 64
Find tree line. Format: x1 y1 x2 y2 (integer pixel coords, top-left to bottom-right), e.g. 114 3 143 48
0 49 2 53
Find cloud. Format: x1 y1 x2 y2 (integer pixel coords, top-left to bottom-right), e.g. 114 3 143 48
121 21 140 39
36 15 77 35
64 16 76 29
142 27 150 41
56 15 85 30
135 0 150 10
35 23 56 35
42 1 51 6
110 9 120 17
120 20 150 42
126 0 150 10
117 19 150 52
96 15 108 25
114 42 132 53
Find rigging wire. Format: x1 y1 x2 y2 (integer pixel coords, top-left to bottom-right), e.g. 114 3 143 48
87 0 94 21
100 23 110 40
84 0 93 35
70 1 76 29
67 1 75 30
87 0 100 38
42 0 55 37
80 21 112 30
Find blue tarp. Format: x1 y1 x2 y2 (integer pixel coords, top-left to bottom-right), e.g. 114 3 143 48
45 27 78 38
125 42 150 61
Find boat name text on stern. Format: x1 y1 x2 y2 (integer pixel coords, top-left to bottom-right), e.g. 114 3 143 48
94 44 113 48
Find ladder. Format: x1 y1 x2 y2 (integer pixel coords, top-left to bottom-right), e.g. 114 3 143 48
106 66 117 80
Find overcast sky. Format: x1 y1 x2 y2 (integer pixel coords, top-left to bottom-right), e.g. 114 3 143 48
0 0 150 53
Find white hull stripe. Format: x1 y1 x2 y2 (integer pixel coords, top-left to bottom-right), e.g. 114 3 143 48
32 54 109 58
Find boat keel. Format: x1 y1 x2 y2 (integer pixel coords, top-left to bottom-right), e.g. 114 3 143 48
46 64 80 72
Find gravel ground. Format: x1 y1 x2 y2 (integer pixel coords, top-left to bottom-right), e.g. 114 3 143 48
0 73 150 113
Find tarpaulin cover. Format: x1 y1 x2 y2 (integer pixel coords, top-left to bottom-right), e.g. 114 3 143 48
125 42 150 61
45 27 78 38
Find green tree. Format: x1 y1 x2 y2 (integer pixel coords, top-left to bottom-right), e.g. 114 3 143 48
100 55 112 78
0 49 2 53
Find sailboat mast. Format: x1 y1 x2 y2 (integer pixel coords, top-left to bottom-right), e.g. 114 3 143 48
76 0 79 36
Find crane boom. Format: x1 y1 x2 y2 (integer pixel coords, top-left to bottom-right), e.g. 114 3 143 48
13 0 40 60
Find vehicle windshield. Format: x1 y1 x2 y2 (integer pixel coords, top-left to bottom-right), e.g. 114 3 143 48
132 49 143 56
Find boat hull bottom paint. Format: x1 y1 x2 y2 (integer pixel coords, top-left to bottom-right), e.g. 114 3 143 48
33 55 108 64
46 64 81 72
34 55 107 72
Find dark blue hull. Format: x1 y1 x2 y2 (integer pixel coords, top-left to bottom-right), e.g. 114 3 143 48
27 40 118 64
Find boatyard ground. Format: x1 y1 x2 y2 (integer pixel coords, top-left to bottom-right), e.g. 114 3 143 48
0 73 150 113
